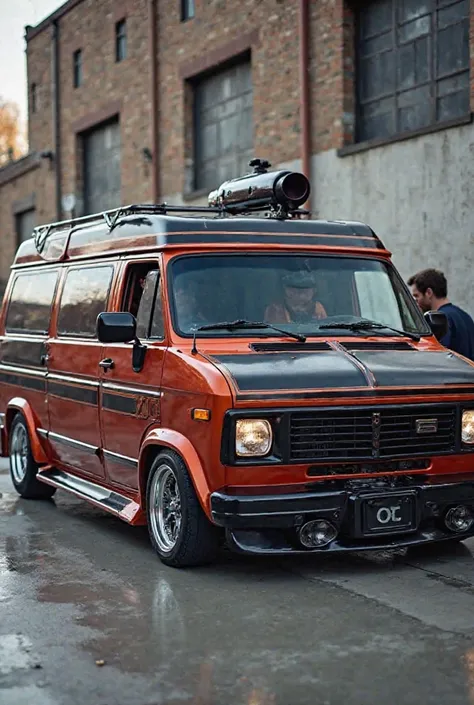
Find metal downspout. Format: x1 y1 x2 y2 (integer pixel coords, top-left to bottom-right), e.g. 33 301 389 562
51 19 61 220
299 0 311 210
149 0 159 202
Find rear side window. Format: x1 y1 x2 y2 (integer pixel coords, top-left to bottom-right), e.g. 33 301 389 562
6 270 58 334
58 265 114 338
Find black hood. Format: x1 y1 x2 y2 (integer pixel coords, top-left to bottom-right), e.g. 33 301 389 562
208 347 474 401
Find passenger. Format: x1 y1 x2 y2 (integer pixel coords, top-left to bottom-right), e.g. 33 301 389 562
264 271 327 324
408 268 474 361
174 284 206 332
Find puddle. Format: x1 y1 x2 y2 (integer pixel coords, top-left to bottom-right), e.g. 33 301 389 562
0 634 35 676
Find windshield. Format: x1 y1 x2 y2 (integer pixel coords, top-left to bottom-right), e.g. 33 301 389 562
168 254 430 337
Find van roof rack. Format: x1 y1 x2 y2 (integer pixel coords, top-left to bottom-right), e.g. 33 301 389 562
32 159 312 257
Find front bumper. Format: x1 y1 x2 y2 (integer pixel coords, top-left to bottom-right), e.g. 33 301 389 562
211 480 474 554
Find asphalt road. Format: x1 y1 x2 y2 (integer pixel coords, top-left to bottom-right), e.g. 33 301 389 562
2 458 474 705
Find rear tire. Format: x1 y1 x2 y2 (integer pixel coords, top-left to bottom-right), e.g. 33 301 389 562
146 450 219 568
9 414 56 500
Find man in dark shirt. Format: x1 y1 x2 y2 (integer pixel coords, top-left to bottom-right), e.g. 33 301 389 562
408 268 474 361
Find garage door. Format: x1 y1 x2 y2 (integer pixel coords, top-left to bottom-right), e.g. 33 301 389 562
83 119 121 214
194 60 253 191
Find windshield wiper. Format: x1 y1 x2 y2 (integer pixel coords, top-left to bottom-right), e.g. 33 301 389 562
197 319 307 342
318 320 420 341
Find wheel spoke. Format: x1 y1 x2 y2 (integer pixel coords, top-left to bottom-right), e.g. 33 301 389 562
149 464 183 553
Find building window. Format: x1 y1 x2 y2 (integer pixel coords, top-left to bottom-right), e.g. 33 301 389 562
116 19 127 62
15 208 36 245
193 60 253 192
181 0 195 21
31 83 37 113
356 0 470 143
73 49 83 88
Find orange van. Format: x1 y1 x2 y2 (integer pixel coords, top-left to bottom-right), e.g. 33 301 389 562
2 159 474 567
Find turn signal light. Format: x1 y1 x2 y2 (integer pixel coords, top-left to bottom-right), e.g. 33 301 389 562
192 408 211 422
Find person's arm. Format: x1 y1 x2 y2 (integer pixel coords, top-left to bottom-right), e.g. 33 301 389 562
440 314 453 349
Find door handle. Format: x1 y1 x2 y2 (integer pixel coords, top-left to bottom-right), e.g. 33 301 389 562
40 354 50 366
99 358 115 371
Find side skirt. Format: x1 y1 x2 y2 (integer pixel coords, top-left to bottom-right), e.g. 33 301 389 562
37 467 145 525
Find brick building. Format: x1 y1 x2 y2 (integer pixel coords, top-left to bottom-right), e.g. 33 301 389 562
1 0 473 312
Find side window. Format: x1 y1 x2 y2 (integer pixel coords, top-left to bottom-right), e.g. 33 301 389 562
58 265 114 338
121 263 164 339
6 269 58 335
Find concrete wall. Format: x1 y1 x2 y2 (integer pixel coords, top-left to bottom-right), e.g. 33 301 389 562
312 122 474 317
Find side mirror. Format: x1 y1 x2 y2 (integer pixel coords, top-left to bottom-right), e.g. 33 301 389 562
424 310 448 341
96 312 137 344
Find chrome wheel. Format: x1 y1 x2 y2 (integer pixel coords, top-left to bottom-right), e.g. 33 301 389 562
10 423 28 485
149 464 182 552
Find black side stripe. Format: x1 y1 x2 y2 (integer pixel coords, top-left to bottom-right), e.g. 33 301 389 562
48 381 98 405
162 233 383 249
0 370 46 392
102 392 137 415
236 386 474 401
103 450 138 468
48 431 99 455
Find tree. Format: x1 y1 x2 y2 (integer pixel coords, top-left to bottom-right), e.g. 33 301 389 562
0 98 26 166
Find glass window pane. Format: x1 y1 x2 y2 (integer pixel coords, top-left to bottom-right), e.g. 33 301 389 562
398 14 430 43
437 0 468 28
398 0 432 23
437 22 469 76
358 97 396 140
6 270 58 334
58 266 114 338
360 0 393 38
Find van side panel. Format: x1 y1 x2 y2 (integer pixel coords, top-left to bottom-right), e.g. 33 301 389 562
0 268 59 456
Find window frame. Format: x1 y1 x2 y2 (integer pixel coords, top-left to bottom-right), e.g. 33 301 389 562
73 49 83 89
5 268 59 336
355 0 470 144
57 264 115 339
120 260 165 341
115 18 127 62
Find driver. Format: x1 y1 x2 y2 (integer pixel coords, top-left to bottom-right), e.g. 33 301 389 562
264 271 327 324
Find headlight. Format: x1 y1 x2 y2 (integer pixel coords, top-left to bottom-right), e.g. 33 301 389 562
235 419 272 457
462 411 474 444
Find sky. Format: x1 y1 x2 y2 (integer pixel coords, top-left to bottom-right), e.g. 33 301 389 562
0 0 61 124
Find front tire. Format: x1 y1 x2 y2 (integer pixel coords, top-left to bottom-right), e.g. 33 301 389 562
146 450 219 567
9 414 56 500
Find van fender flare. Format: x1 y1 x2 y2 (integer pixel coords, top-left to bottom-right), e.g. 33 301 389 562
139 428 211 515
5 397 49 464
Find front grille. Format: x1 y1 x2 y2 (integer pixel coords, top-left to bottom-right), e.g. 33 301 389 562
289 405 457 461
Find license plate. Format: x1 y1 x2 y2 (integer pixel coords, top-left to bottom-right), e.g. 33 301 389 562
362 493 416 535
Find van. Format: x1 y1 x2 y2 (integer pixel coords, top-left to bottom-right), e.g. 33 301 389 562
2 159 474 568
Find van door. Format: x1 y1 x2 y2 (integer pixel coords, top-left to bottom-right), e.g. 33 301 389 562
46 263 116 479
99 260 166 490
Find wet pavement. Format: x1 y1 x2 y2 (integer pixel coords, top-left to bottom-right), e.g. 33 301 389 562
1 458 474 705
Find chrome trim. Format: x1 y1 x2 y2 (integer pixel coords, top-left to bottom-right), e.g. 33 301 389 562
103 450 138 468
48 373 99 388
102 382 162 398
48 431 99 455
37 428 48 438
0 363 46 378
37 468 132 516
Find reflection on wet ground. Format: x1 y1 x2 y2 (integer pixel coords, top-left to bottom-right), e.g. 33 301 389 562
2 467 474 704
